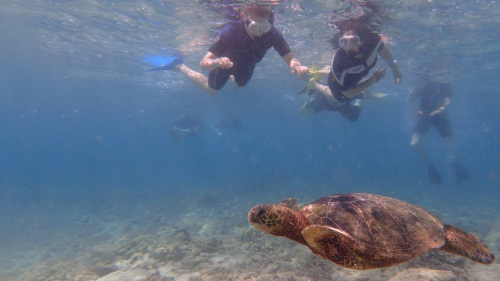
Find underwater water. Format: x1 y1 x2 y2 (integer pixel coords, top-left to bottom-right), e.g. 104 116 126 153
0 0 499 280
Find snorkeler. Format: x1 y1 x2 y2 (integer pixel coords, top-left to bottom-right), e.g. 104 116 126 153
299 19 402 121
148 5 308 96
170 113 206 143
170 113 245 142
408 77 469 185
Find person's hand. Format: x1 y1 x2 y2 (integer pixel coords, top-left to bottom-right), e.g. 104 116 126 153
372 65 387 83
291 65 309 78
430 107 444 116
392 66 402 84
214 57 233 69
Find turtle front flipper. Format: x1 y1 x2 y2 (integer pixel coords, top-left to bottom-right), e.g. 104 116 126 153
302 225 364 269
440 224 495 264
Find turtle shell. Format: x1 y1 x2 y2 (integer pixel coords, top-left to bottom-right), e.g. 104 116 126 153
301 193 446 269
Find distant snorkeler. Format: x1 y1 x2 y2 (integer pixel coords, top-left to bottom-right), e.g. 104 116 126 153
299 18 402 121
408 67 469 185
170 113 244 141
146 3 308 97
170 113 206 143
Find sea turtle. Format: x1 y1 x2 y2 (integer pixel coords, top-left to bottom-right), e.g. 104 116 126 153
248 193 495 269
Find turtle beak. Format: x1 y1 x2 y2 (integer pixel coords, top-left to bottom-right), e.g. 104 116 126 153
248 211 259 224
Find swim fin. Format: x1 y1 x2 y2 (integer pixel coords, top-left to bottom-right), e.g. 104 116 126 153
454 160 470 183
372 93 388 99
306 78 317 91
143 54 183 71
299 102 313 116
427 160 442 185
299 95 316 116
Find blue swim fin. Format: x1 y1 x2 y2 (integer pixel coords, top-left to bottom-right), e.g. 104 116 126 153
143 54 183 71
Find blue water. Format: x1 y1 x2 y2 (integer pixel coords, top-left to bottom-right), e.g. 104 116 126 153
0 0 499 279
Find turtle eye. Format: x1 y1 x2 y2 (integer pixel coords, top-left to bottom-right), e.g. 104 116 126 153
257 209 266 217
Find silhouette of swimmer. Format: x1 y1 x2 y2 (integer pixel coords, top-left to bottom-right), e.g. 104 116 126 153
170 113 206 143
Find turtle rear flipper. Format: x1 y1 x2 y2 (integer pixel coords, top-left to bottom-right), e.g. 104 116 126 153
302 225 361 269
440 224 495 264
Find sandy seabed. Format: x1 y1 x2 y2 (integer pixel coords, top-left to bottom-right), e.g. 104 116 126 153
0 189 499 281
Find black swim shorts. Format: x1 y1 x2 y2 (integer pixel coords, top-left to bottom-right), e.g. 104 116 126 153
415 111 452 137
208 64 255 90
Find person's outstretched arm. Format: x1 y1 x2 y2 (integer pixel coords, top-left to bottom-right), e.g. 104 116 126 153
282 53 309 78
430 97 451 116
341 66 387 98
378 44 403 84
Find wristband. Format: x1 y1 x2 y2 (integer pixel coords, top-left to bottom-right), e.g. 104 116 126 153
387 60 396 67
212 58 218 67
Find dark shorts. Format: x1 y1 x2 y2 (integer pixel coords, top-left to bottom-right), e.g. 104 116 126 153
208 64 255 90
415 111 452 137
309 93 361 122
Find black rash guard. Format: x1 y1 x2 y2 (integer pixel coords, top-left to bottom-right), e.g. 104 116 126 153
413 82 453 137
207 20 291 90
414 82 452 113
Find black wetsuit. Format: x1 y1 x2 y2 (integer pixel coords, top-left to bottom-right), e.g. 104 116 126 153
207 20 291 90
413 82 452 137
309 32 384 122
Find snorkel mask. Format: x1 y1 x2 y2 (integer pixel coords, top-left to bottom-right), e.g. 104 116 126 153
245 19 272 37
339 34 361 50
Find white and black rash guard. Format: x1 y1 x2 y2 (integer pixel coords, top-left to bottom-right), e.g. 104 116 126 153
328 33 384 103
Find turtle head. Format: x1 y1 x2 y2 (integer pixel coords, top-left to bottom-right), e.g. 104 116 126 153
248 204 307 245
